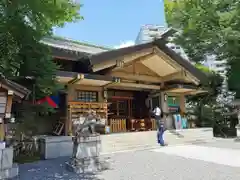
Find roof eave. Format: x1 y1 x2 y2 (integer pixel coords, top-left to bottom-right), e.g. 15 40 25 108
0 75 31 99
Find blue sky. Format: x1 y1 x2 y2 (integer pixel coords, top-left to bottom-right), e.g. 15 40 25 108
54 0 166 48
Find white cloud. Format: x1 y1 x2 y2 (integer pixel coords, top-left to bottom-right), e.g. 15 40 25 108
114 41 135 49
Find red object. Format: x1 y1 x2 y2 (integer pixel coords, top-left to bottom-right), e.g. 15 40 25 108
36 96 58 108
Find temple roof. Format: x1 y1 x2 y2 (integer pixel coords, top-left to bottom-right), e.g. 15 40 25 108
41 36 112 55
89 39 207 84
0 74 31 99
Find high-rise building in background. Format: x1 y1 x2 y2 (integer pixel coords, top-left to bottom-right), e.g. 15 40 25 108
203 55 229 93
135 24 189 61
135 25 166 44
203 55 227 78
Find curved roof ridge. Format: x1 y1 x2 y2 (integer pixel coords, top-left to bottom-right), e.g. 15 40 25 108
43 36 112 50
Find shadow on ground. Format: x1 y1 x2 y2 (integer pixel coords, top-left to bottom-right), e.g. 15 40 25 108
168 130 184 138
202 129 213 132
13 157 112 180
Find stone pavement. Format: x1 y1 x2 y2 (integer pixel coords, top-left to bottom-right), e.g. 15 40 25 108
14 138 240 180
101 140 240 180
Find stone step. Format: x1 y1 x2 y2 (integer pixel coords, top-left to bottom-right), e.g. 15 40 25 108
100 128 214 153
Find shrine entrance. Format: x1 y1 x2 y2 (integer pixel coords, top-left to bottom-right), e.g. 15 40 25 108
107 90 151 132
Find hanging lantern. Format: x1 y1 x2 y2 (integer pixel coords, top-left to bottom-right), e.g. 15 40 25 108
164 93 168 102
103 90 108 99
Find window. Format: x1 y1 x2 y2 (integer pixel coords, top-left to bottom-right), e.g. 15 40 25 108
76 91 98 102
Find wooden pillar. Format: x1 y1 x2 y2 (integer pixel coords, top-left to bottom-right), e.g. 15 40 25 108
179 94 186 115
160 92 169 120
65 85 72 136
0 90 13 141
0 118 4 141
6 90 13 117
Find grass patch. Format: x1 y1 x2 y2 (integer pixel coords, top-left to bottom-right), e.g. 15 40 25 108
14 153 41 164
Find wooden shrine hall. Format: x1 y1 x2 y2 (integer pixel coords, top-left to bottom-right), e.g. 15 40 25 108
50 37 208 135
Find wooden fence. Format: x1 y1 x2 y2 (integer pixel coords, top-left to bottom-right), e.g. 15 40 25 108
109 119 127 133
151 119 157 130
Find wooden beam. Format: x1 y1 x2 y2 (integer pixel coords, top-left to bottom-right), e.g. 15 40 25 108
106 82 160 90
68 74 84 84
112 53 155 72
109 71 162 83
92 48 154 72
184 89 208 95
138 63 160 77
110 70 189 83
154 47 200 85
161 71 186 82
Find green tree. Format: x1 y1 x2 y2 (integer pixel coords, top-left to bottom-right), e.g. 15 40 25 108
0 0 82 99
0 0 82 136
164 0 240 97
186 64 223 127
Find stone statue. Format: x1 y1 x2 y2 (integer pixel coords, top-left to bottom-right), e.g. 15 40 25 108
66 110 110 175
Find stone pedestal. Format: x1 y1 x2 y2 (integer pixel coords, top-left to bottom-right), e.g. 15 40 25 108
235 124 240 142
0 147 18 179
236 125 240 137
66 133 110 174
39 136 73 159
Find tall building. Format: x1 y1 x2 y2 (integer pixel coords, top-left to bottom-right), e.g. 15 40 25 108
203 55 229 93
135 25 189 60
204 55 235 105
203 55 227 78
135 25 167 44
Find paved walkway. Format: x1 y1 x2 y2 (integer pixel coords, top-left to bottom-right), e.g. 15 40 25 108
15 138 240 180
102 140 240 180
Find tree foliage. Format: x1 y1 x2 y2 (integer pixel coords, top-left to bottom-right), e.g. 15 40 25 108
164 0 240 97
0 0 82 99
0 0 82 136
186 64 223 127
189 64 223 104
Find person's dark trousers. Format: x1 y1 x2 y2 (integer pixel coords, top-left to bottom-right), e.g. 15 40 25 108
157 125 165 145
155 115 165 145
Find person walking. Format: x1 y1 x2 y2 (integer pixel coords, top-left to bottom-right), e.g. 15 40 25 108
153 106 167 146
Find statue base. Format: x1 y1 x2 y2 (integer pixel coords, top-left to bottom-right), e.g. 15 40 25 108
234 124 240 142
65 156 110 174
66 133 110 174
0 163 19 180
